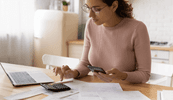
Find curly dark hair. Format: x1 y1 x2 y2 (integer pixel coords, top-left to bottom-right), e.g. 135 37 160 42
102 0 134 18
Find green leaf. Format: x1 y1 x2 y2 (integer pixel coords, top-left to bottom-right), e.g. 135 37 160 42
62 1 68 5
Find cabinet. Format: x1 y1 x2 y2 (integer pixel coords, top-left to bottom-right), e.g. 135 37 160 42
34 10 78 68
68 44 83 59
67 40 83 59
151 50 170 64
151 48 173 64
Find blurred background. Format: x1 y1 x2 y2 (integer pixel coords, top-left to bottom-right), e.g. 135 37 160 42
0 0 173 67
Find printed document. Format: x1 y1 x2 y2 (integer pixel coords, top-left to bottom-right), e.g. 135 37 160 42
161 90 173 100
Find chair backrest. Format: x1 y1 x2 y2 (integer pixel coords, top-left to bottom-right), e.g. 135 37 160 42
151 62 173 87
151 62 173 77
42 54 79 69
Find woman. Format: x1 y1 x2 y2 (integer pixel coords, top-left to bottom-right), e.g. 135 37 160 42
53 0 151 83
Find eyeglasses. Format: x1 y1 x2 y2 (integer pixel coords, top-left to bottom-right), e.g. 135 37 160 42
81 4 107 14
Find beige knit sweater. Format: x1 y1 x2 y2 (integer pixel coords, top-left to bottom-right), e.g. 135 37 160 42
75 18 151 83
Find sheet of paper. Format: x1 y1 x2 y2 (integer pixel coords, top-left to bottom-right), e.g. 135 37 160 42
31 86 54 95
64 79 89 91
4 86 46 100
161 90 173 100
78 97 102 100
80 92 99 97
78 91 102 100
77 83 123 98
157 91 161 100
60 94 79 100
97 91 150 100
79 83 123 92
42 89 79 100
42 93 79 100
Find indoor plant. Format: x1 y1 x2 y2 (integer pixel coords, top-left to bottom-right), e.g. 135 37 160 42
62 0 70 11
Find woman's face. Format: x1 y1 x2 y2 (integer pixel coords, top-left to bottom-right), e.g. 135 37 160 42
85 0 115 25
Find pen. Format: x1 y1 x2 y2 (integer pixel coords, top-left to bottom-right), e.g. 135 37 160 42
56 78 73 84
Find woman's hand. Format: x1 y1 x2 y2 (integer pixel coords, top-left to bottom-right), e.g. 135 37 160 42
53 65 79 81
93 68 127 82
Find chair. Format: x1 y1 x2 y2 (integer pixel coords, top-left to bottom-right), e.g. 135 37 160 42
147 62 173 87
42 54 80 69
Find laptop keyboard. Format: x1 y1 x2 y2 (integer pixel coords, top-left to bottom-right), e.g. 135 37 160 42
9 71 36 84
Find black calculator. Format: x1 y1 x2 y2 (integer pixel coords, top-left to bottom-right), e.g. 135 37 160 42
40 83 71 92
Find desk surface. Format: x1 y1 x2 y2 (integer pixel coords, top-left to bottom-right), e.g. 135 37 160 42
1 63 173 100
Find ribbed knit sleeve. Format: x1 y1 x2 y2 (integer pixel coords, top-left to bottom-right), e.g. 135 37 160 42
124 22 151 83
74 19 91 78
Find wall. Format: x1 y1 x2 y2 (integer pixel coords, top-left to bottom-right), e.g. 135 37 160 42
80 0 173 41
132 0 173 42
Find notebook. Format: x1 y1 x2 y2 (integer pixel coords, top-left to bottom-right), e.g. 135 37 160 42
0 63 54 87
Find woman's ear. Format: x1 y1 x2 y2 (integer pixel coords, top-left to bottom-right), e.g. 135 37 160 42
111 0 118 12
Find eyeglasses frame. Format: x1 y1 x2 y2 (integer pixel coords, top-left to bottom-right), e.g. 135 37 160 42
81 4 107 14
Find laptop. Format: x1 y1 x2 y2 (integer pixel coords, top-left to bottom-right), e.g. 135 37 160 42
0 63 54 87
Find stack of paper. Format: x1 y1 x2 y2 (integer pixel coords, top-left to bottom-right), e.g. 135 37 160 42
158 90 173 100
4 78 76 100
5 79 151 100
76 82 150 100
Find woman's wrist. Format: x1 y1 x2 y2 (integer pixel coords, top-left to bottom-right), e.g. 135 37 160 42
121 72 128 80
73 69 80 78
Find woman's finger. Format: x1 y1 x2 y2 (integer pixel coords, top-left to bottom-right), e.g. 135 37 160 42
58 70 64 81
97 74 112 82
53 67 55 72
106 68 118 75
94 72 112 82
64 70 74 79
61 65 71 78
61 65 70 74
99 72 113 80
55 67 60 76
93 72 98 76
98 72 112 82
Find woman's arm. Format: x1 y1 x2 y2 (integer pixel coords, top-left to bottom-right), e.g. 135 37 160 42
74 19 92 78
124 22 151 83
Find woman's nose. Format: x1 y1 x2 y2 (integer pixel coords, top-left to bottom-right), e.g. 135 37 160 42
89 9 95 18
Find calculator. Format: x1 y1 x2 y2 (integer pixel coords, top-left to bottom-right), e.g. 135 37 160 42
40 83 71 92
87 65 106 74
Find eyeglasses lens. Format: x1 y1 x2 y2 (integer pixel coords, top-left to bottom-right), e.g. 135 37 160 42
82 5 90 13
